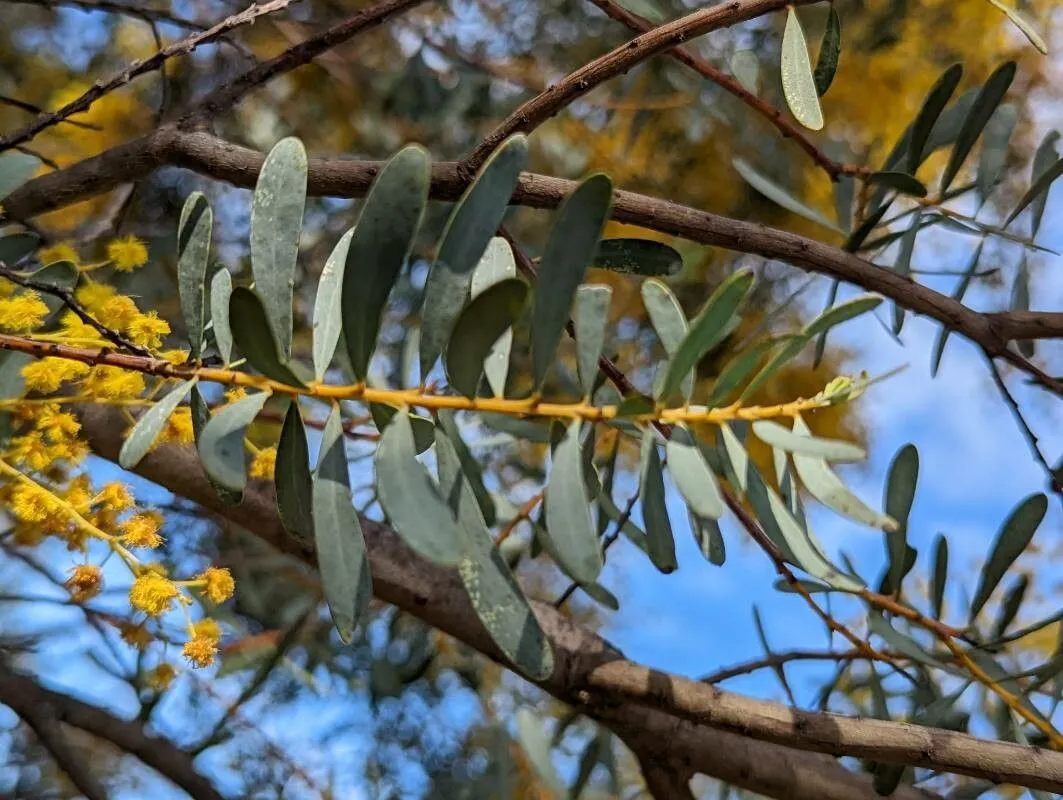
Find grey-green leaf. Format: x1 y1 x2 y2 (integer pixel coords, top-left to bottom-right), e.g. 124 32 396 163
977 104 1018 203
640 427 677 573
931 534 949 620
198 392 270 492
666 428 724 520
118 378 196 469
177 192 212 358
312 229 352 381
368 403 435 455
344 145 430 382
707 337 792 406
733 158 840 231
940 61 1016 193
907 63 963 172
813 5 841 97
592 238 683 276
515 710 563 791
752 419 864 462
883 444 918 592
438 410 496 528
209 268 234 363
532 174 613 389
420 137 527 377
867 613 943 668
657 269 753 405
0 233 39 266
731 50 760 93
276 400 313 542
867 171 928 197
689 511 726 565
229 287 305 387
641 279 693 401
781 7 824 130
987 0 1047 53
251 137 307 359
313 404 371 643
545 419 603 584
931 242 984 376
470 237 518 396
969 493 1047 621
376 411 464 566
0 151 39 200
1011 255 1034 358
574 284 611 397
446 278 527 399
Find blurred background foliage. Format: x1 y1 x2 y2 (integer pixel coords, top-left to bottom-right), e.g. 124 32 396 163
0 0 1060 797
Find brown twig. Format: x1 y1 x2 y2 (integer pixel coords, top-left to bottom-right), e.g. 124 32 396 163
701 648 865 684
0 93 100 131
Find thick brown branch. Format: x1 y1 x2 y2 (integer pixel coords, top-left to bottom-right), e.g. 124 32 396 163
464 0 816 171
70 404 1054 796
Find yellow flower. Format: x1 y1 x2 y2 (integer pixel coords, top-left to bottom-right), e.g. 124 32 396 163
249 447 277 480
182 633 218 668
65 564 103 603
36 408 80 443
38 242 79 266
118 621 152 649
21 358 89 394
10 483 59 523
96 482 133 512
196 567 234 604
75 282 116 312
145 663 176 691
192 618 222 641
96 295 138 330
0 292 48 332
223 387 248 404
107 235 149 272
129 572 179 616
160 349 189 365
126 311 170 349
120 512 163 549
160 407 194 446
8 432 55 470
83 365 145 399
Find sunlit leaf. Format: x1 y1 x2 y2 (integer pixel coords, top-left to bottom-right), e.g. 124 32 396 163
532 174 613 389
592 238 683 276
470 237 518 396
275 400 313 543
177 192 212 358
641 279 693 401
420 136 527 377
969 493 1047 621
376 411 464 566
229 287 305 387
198 392 270 492
312 229 352 381
752 418 865 462
119 378 196 469
732 158 840 232
368 403 434 454
907 63 963 172
666 427 724 520
313 404 371 643
689 510 726 566
344 145 430 382
446 278 527 399
813 4 841 96
940 61 1016 193
251 137 306 358
657 268 753 405
515 710 563 791
780 7 824 130
986 0 1047 53
544 419 602 583
209 268 234 364
573 284 611 397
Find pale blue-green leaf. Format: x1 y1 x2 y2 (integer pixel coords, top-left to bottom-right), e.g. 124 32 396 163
118 378 196 469
592 238 682 276
189 386 242 504
813 5 841 96
251 137 306 358
884 443 918 591
991 574 1029 641
312 229 351 381
228 288 305 387
545 419 603 584
731 50 759 93
0 233 38 265
436 428 554 679
0 352 32 399
276 400 313 542
987 0 1047 53
689 510 725 565
966 648 1049 726
706 337 791 406
574 285 611 397
969 492 1047 621
781 7 824 130
940 61 1016 193
666 428 724 520
209 268 234 363
177 192 212 357
1029 130 1060 235
368 403 434 454
931 534 949 620
640 279 693 401
313 404 371 643
345 145 430 381
532 174 613 389
931 242 984 376
1011 255 1034 358
657 269 753 404
420 137 527 377
446 278 527 399
718 423 750 494
375 411 463 566
470 237 517 396
1009 158 1063 230
438 410 496 528
640 427 677 573
198 392 270 492
515 710 563 792
977 104 1018 203
789 416 896 531
907 63 963 172
616 0 665 22
867 613 943 667
0 151 39 200
752 419 865 462
732 158 839 231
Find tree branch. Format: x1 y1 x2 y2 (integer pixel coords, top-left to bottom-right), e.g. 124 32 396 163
0 661 225 800
71 404 1059 797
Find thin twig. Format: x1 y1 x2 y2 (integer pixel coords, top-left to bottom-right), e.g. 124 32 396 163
701 648 864 684
0 93 100 130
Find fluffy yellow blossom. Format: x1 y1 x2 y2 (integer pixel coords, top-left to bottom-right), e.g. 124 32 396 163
182 633 218 668
249 447 277 480
107 235 149 272
21 358 89 393
120 512 163 549
223 387 248 404
38 242 79 265
145 663 176 691
129 572 178 616
59 312 102 341
160 407 194 445
12 523 45 547
192 618 222 641
75 281 116 311
36 408 80 443
118 621 152 649
160 349 189 365
0 292 48 332
10 483 60 523
83 365 145 399
126 311 170 349
96 295 139 330
6 431 83 470
65 564 103 603
96 482 133 512
196 567 234 604
64 474 94 512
